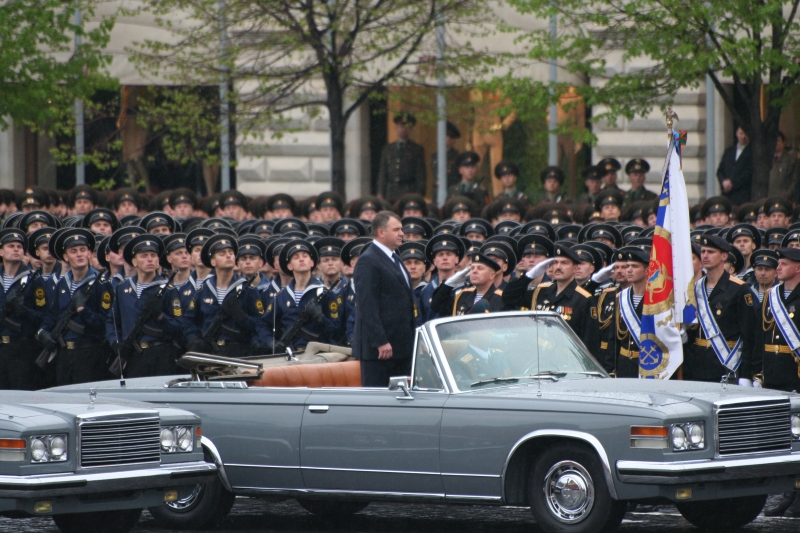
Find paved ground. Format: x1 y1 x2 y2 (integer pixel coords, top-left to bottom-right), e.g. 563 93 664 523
3 496 799 533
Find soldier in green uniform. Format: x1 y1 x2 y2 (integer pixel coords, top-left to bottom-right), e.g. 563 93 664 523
448 152 489 207
576 165 603 205
598 158 622 191
377 112 427 204
537 166 570 205
431 121 462 193
622 159 658 209
494 161 531 208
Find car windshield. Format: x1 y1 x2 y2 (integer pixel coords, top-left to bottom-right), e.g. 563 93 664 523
433 314 606 391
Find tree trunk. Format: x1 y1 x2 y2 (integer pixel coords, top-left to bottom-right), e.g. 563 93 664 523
750 128 775 201
749 93 781 201
327 81 347 198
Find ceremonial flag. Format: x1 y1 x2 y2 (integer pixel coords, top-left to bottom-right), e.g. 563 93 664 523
639 130 693 379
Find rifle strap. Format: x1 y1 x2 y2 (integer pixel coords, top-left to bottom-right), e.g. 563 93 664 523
220 324 246 341
66 320 85 335
2 317 22 333
141 325 165 338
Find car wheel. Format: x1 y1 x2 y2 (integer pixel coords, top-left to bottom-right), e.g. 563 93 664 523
297 499 369 517
148 477 235 529
528 443 625 533
676 494 766 532
53 508 142 533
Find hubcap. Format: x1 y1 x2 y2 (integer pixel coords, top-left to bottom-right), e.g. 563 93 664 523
166 484 204 511
543 460 595 523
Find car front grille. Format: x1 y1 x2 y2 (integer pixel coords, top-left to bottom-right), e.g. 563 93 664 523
716 399 792 456
79 415 161 468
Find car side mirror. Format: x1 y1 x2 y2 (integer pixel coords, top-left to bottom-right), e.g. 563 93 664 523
389 376 413 400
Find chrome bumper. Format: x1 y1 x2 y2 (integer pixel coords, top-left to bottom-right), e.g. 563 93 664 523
0 461 217 499
617 452 800 485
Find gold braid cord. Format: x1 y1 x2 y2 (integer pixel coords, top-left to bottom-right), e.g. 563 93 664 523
530 284 546 310
597 289 614 330
762 296 775 332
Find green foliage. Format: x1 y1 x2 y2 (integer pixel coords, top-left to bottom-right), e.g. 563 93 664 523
137 86 223 165
501 0 800 198
502 0 800 125
0 0 114 130
502 114 548 199
123 0 498 195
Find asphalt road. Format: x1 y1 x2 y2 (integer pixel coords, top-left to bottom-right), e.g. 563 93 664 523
3 496 799 533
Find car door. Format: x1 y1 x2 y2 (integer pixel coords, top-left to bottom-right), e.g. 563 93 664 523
116 384 312 492
300 330 447 496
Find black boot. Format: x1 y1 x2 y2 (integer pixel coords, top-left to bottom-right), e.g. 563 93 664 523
783 493 800 517
764 492 798 517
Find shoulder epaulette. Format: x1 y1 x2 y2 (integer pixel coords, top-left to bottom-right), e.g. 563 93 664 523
495 289 503 296
461 287 476 293
602 286 617 293
575 286 592 298
729 276 745 285
538 282 553 288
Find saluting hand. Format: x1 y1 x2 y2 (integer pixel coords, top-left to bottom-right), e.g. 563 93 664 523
527 258 555 280
591 262 616 283
445 267 471 287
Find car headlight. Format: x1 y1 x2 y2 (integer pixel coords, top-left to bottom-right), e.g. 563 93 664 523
176 427 193 452
792 414 800 440
29 435 68 463
161 426 193 453
671 422 704 451
160 428 175 451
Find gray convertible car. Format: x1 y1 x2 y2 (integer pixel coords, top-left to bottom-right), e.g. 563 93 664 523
0 389 216 533
49 312 800 533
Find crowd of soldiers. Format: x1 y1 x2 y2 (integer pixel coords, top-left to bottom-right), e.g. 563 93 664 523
3 160 800 515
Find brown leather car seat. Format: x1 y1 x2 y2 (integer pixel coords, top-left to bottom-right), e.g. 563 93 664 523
251 360 362 388
440 340 469 363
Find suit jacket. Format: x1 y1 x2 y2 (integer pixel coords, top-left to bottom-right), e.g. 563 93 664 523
377 140 427 203
353 243 417 361
716 143 753 205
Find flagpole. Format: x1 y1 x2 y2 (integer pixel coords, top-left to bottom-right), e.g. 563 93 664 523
665 107 684 381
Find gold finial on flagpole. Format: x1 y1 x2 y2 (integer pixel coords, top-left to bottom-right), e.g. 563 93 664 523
666 107 679 134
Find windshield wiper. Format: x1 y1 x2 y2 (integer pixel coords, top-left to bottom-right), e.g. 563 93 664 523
569 371 606 377
470 377 520 388
526 371 566 380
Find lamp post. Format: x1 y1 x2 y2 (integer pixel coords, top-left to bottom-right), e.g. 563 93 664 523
548 9 558 167
74 5 85 185
436 13 447 207
219 0 230 192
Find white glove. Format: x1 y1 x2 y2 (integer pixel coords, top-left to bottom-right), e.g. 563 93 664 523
738 378 752 387
591 263 616 283
753 381 763 388
445 267 471 287
526 258 555 279
680 329 688 344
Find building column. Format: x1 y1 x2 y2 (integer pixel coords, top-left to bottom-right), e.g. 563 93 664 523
0 117 26 189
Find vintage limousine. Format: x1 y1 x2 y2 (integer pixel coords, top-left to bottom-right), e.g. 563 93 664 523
50 312 800 533
0 390 216 533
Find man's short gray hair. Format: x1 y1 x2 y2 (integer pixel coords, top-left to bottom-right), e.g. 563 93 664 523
372 210 401 233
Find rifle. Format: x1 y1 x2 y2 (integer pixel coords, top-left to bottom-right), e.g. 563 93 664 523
276 282 331 351
201 274 257 352
108 270 178 376
0 266 42 325
35 268 107 370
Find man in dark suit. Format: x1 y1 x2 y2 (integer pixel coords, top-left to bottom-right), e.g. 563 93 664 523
376 113 427 204
353 211 417 386
717 127 754 206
